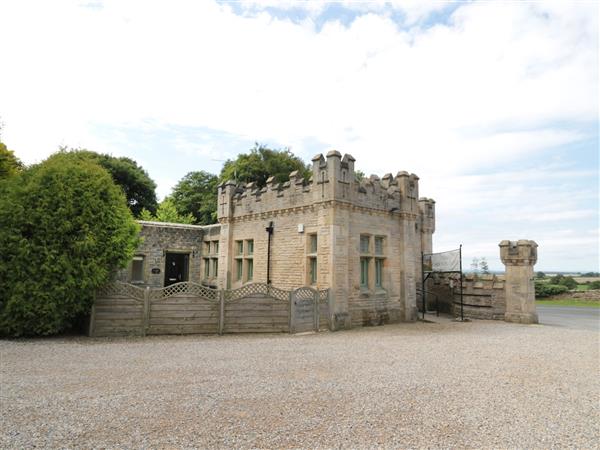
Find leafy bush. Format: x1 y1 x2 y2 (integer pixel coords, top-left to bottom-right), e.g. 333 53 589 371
589 280 600 290
0 154 140 336
535 282 569 298
549 274 578 290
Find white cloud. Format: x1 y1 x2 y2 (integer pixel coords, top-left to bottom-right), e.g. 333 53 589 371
0 0 597 269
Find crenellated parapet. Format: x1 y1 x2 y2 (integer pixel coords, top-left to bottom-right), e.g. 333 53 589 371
217 151 433 221
418 198 436 234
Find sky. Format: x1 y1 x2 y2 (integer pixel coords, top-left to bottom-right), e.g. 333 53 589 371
0 0 598 272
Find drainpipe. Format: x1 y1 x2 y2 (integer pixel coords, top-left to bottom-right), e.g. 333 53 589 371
265 221 274 284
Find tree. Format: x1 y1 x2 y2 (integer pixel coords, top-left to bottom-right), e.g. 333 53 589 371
170 170 218 225
220 143 310 187
56 148 158 217
479 257 490 274
355 170 366 182
536 271 546 279
0 142 24 180
470 257 480 274
0 154 139 336
139 198 195 224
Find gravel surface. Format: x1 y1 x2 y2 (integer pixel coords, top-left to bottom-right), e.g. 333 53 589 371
1 319 599 449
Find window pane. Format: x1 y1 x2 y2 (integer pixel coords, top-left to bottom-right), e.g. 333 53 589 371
375 259 383 287
247 239 254 255
310 257 317 284
131 256 144 282
375 237 383 255
204 258 210 278
360 258 369 286
310 234 318 253
247 259 253 281
213 241 219 254
360 235 370 253
236 259 243 280
212 258 218 277
236 241 243 255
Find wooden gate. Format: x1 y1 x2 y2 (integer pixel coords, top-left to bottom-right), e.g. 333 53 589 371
290 287 319 333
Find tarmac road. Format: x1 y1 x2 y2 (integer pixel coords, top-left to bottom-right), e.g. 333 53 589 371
537 305 600 331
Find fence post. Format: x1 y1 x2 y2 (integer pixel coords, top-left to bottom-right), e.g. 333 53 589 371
289 290 294 334
313 290 319 332
218 290 225 335
142 287 150 337
88 291 96 337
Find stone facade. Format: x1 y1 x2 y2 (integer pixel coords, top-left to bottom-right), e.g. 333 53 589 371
500 239 538 324
117 151 436 329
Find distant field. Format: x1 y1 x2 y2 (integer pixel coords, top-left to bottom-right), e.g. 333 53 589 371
573 277 600 283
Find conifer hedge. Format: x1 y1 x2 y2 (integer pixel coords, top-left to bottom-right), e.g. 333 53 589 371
0 154 140 336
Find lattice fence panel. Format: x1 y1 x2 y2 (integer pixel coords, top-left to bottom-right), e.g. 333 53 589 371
318 289 329 303
150 282 219 302
225 283 269 301
97 282 145 301
267 285 289 302
293 287 317 301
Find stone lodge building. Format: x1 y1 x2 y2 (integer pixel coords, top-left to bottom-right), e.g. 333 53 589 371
116 150 436 328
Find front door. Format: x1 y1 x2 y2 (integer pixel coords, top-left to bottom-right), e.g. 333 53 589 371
164 252 189 286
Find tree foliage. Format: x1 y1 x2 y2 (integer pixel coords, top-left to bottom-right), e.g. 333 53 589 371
0 154 140 336
0 141 24 180
535 282 568 298
140 198 195 224
170 170 218 225
56 148 158 217
549 274 578 290
219 143 310 187
536 271 546 279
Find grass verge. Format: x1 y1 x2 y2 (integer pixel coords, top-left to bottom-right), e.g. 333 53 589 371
536 298 600 308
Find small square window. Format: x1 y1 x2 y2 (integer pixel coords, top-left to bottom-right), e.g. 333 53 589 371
213 241 219 254
360 235 370 254
247 259 254 281
309 257 317 284
375 259 383 287
360 257 369 287
375 237 384 255
309 234 318 254
131 256 144 283
204 258 210 279
236 259 243 281
211 258 218 278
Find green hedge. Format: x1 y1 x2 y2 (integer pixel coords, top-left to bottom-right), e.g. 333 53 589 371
535 282 568 298
0 154 140 336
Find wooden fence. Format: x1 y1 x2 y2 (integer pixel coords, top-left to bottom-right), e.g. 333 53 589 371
89 282 330 337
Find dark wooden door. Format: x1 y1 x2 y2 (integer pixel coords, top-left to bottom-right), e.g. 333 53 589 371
164 253 189 286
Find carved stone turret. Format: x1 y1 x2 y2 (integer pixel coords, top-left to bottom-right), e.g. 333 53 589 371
499 240 539 324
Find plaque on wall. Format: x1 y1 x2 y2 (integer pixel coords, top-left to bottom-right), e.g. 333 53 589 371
151 268 161 274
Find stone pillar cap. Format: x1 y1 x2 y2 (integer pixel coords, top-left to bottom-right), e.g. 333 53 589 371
326 150 342 158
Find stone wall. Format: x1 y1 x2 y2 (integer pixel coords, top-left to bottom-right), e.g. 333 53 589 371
115 221 208 288
426 274 506 320
217 150 436 327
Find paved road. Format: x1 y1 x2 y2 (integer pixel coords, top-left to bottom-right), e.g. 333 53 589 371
537 305 600 331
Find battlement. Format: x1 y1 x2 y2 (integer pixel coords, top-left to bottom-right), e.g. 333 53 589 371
217 151 430 220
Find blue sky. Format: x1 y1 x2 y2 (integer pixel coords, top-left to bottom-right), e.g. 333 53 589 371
0 0 598 272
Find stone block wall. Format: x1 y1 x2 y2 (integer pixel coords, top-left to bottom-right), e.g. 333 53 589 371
115 221 207 288
426 274 506 320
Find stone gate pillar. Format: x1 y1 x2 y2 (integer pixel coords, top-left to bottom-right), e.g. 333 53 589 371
499 240 538 324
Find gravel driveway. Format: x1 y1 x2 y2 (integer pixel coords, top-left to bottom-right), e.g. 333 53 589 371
1 319 599 449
